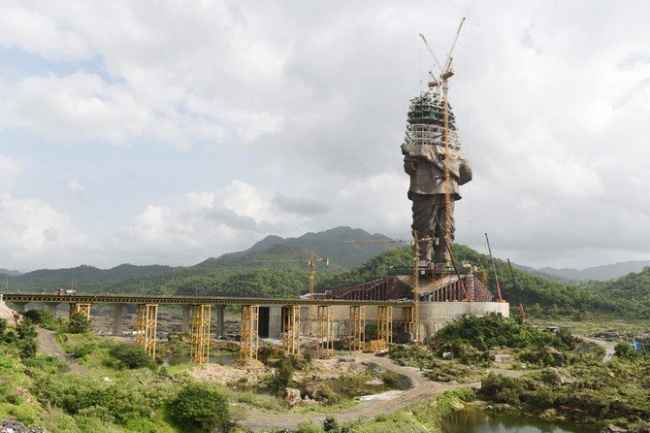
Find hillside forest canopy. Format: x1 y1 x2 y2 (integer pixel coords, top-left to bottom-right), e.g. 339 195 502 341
3 239 650 321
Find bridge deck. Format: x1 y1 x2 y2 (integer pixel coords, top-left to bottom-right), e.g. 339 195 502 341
0 293 413 307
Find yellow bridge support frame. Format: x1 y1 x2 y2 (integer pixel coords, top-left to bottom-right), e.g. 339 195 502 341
190 304 211 364
69 303 91 321
281 305 301 355
402 306 417 343
239 305 259 360
316 305 334 358
349 305 366 351
136 304 158 359
377 305 393 348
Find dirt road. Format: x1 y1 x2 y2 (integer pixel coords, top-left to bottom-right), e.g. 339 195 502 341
240 353 482 432
36 328 87 374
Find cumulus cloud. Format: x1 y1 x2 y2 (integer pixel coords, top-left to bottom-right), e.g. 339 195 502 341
2 0 650 270
0 155 22 191
0 194 97 268
66 179 85 201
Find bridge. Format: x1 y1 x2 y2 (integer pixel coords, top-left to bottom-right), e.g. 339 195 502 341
0 292 415 363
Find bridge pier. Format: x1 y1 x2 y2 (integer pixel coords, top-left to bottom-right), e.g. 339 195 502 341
349 306 366 351
239 305 259 360
316 305 333 358
9 302 27 314
45 302 59 319
112 304 124 336
190 305 211 364
181 305 191 333
281 305 301 355
136 304 158 359
70 303 92 321
214 305 225 338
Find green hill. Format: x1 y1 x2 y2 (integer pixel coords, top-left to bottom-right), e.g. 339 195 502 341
4 226 649 321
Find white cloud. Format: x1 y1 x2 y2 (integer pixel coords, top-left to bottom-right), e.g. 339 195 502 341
0 194 96 268
0 155 22 191
66 179 85 201
2 0 650 271
0 1 90 60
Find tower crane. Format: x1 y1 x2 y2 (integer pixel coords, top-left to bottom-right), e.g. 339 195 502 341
419 17 465 268
257 254 329 297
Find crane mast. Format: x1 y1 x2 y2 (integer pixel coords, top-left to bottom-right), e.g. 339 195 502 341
419 18 465 268
441 18 464 268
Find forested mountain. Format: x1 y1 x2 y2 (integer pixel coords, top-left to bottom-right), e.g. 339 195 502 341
0 267 22 277
4 264 175 290
194 226 400 269
1 227 400 293
316 245 637 320
537 261 650 281
3 225 650 321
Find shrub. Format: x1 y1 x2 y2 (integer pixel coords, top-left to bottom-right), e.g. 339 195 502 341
20 339 38 359
67 313 92 334
171 383 232 433
22 356 70 374
271 355 295 394
109 343 154 369
614 342 635 360
323 416 340 433
296 420 323 433
16 320 37 340
23 309 56 329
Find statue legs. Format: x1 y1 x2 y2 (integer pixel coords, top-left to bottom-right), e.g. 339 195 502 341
411 194 455 265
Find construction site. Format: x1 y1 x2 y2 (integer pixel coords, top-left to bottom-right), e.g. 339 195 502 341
1 18 509 364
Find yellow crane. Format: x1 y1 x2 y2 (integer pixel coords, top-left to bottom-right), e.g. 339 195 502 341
258 253 329 335
419 18 465 267
257 253 329 297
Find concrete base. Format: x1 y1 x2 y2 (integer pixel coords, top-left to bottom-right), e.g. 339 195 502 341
264 302 509 343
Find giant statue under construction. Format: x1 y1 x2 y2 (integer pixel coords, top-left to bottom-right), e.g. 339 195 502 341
311 19 509 343
401 88 472 269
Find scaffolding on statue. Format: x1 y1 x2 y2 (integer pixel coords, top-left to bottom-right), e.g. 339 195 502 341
316 305 334 358
190 304 211 364
349 305 366 351
281 305 301 355
239 305 259 360
69 303 91 321
136 304 158 359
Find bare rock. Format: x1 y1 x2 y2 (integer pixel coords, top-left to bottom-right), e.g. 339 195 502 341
285 388 301 408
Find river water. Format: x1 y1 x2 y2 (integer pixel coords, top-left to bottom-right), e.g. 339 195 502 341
440 408 600 433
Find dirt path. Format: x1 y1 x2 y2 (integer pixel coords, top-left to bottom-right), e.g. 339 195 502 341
240 353 482 432
584 337 617 362
36 328 87 374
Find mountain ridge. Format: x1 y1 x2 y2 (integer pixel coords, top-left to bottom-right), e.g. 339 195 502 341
2 227 649 289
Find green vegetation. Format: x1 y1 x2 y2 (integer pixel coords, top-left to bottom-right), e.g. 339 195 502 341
7 233 650 431
171 383 233 433
0 316 243 432
5 233 650 323
108 342 156 369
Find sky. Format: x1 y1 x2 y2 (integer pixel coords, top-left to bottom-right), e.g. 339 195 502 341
1 0 650 272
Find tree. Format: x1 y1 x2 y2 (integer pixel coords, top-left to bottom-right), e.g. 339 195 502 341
614 342 635 360
15 319 38 359
271 355 295 394
67 312 91 334
16 319 37 340
109 343 154 369
171 384 232 433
